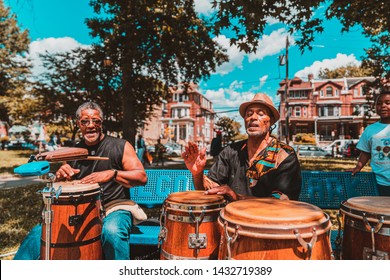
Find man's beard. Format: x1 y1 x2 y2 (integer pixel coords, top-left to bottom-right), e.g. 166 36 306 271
246 126 269 137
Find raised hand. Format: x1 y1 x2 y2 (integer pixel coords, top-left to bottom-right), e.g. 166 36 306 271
181 142 207 175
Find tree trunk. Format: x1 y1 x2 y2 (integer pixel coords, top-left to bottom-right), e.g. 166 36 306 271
121 69 137 147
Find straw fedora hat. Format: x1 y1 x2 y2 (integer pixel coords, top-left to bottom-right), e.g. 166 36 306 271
239 93 280 125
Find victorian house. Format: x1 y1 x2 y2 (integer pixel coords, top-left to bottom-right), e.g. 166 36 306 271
278 75 378 142
142 83 215 148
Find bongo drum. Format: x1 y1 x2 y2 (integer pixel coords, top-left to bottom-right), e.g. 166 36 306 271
159 191 226 260
218 198 332 260
340 196 390 260
40 181 103 260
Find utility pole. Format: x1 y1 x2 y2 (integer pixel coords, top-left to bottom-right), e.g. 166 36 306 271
284 36 290 144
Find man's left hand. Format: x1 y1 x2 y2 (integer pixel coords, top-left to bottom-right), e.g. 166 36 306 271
81 170 116 184
205 185 238 201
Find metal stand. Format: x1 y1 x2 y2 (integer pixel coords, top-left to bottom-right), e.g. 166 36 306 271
39 173 61 260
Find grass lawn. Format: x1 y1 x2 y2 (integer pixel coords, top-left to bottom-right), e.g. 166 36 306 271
0 150 36 175
0 150 372 259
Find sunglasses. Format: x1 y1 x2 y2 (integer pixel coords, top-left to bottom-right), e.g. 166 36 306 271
79 119 103 126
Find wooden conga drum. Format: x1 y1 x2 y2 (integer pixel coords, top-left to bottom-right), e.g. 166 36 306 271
159 191 226 260
218 198 332 260
40 181 103 260
340 196 390 260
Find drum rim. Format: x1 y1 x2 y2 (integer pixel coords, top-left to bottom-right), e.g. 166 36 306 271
340 201 390 224
218 212 331 239
53 188 101 198
164 200 226 212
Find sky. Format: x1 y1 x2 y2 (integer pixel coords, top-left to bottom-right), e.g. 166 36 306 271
4 0 372 130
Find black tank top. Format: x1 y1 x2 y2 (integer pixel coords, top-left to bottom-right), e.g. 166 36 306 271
69 135 128 205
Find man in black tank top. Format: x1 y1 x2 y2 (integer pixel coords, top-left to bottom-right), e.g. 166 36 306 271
14 102 147 260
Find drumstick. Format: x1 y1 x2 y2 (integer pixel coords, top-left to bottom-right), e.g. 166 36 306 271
47 156 109 162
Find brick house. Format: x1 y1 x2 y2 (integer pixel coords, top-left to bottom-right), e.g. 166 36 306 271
278 75 379 143
142 83 215 148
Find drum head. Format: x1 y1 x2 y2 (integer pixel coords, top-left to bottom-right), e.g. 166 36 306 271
166 190 225 204
342 196 390 215
53 180 100 195
220 198 330 235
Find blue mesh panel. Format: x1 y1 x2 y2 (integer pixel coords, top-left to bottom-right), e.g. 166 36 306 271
299 171 378 209
130 169 196 208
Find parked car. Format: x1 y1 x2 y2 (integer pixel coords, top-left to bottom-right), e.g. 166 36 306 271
164 143 182 157
322 139 359 154
6 141 39 151
293 145 332 157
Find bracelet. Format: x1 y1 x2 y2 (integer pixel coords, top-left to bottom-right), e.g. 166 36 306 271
112 169 118 180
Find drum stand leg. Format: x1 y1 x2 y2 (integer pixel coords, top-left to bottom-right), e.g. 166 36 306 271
39 174 62 260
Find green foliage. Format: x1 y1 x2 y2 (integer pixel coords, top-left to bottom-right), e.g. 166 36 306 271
211 1 389 80
215 116 239 144
294 133 315 144
318 65 373 79
86 0 228 144
0 1 33 124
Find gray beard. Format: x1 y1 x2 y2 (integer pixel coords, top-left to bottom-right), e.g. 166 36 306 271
246 128 268 137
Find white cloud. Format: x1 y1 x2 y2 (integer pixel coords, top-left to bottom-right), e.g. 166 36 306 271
295 53 361 79
247 29 292 62
249 75 269 92
213 35 245 76
194 0 213 16
214 29 292 76
28 37 90 77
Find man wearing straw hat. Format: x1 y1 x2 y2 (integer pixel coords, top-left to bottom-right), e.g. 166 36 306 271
182 93 301 201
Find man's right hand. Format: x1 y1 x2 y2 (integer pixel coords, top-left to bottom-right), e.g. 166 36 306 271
181 142 207 175
55 163 80 181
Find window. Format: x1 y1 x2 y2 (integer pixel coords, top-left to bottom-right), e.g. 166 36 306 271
320 90 324 97
335 90 339 97
326 86 333 97
294 106 301 117
319 106 340 117
302 107 307 117
179 125 186 140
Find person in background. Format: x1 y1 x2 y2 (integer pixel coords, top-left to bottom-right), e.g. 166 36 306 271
351 91 390 196
154 138 165 166
136 134 146 165
210 130 222 161
182 93 302 202
14 101 147 260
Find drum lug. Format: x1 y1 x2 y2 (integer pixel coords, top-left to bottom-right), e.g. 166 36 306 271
363 213 385 256
158 206 167 248
363 247 389 260
188 233 207 249
224 221 239 260
294 228 317 260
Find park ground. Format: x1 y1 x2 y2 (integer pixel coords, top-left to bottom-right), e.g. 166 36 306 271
0 150 371 259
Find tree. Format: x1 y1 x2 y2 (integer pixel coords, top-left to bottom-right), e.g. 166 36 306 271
36 46 123 140
87 0 228 145
0 0 35 124
318 65 373 79
211 1 389 81
214 116 239 145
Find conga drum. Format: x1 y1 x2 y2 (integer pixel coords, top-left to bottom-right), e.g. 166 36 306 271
40 181 103 260
159 191 226 260
340 196 390 260
218 198 332 260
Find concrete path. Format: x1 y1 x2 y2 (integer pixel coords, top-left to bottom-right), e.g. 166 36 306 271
0 175 44 189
